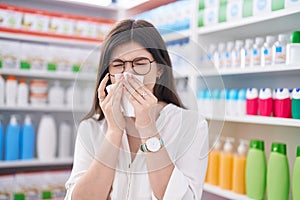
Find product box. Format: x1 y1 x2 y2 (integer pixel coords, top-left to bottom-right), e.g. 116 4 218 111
0 7 22 29
272 0 284 11
74 20 97 38
203 7 219 26
285 0 300 8
243 0 253 17
253 0 271 16
199 0 220 9
226 0 243 21
49 17 74 35
21 12 50 32
219 2 227 22
198 9 204 27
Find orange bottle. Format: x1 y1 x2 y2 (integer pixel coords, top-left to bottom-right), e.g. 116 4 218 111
232 139 248 194
219 137 234 190
206 140 222 185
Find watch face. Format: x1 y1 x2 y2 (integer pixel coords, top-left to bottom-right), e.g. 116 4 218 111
146 137 161 152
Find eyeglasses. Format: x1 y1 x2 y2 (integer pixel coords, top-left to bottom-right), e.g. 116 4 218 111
108 57 155 76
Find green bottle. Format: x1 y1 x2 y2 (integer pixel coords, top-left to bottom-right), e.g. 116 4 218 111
246 140 267 200
293 146 300 200
267 143 290 200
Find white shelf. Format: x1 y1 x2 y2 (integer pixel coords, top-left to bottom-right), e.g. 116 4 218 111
203 184 252 200
205 115 300 127
0 69 95 81
0 105 88 113
0 158 73 168
198 6 300 36
0 31 99 48
162 30 190 42
200 64 300 76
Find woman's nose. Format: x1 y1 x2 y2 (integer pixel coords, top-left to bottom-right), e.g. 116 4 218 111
123 61 134 73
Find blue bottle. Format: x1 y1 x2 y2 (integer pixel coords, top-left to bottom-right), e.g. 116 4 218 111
5 115 20 161
0 121 4 160
20 115 35 160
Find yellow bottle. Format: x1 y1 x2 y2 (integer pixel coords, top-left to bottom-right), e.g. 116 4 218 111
219 137 234 190
206 140 222 185
232 139 248 194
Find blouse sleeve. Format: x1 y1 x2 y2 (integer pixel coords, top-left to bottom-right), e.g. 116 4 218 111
153 116 208 200
64 120 97 200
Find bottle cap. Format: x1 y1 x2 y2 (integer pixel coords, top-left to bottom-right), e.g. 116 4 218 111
218 43 225 51
7 75 17 81
19 78 26 84
250 139 264 151
24 115 32 125
238 139 248 156
235 40 244 49
278 34 289 43
223 137 234 153
292 88 300 99
10 115 18 125
255 37 264 45
291 31 300 43
297 146 300 157
266 35 276 44
226 41 234 50
238 89 246 100
245 39 254 48
271 142 287 155
14 193 25 200
259 88 272 99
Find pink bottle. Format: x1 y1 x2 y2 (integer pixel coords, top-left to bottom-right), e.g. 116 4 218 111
258 88 273 116
246 88 258 115
274 88 292 118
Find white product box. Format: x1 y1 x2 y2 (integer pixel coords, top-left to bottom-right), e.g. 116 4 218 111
0 9 22 29
253 0 271 16
205 0 220 8
203 6 219 26
285 0 300 8
21 13 49 32
226 0 243 21
49 17 74 35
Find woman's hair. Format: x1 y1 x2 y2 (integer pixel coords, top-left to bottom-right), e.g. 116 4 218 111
84 19 184 121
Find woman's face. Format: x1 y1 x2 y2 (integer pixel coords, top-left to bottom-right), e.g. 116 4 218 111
109 41 160 93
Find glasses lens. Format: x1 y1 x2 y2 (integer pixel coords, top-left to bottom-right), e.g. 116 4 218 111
109 61 124 75
133 58 151 75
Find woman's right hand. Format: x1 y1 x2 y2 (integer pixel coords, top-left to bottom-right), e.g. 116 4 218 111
98 74 125 133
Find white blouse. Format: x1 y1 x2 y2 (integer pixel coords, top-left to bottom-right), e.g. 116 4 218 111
65 103 208 200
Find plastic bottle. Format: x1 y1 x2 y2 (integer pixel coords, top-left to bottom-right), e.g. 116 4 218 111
292 146 300 200
219 137 234 190
258 88 273 116
48 81 64 107
208 44 217 67
225 41 234 68
5 115 20 161
237 89 247 116
232 40 244 68
286 31 300 65
20 115 35 160
261 35 276 66
232 139 248 194
245 139 267 200
252 37 264 66
274 88 291 118
292 88 300 119
17 78 29 107
0 74 5 106
267 142 290 200
5 75 17 106
0 120 3 160
206 139 222 186
58 122 72 158
241 39 254 67
228 89 239 116
272 33 289 65
246 88 259 115
37 115 57 160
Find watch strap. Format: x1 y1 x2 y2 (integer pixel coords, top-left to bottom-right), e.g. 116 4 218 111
140 137 164 152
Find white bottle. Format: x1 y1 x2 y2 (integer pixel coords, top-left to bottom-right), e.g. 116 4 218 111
58 122 72 158
261 35 276 66
251 37 264 66
232 40 244 68
5 75 17 106
17 78 29 107
37 115 57 160
272 34 289 65
48 81 64 107
208 44 217 67
0 74 5 106
241 39 254 67
214 43 226 68
225 41 235 68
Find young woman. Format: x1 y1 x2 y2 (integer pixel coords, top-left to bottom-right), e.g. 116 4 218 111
65 19 208 200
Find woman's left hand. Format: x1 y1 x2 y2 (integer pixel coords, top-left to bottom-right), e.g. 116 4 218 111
123 74 162 138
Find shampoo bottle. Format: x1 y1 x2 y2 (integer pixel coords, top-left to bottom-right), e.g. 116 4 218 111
20 115 35 160
17 78 29 107
232 139 247 194
267 142 290 200
292 146 300 200
246 139 267 200
219 137 234 190
292 88 300 119
58 122 72 158
246 88 259 115
275 88 291 118
5 75 17 106
0 120 3 160
258 88 273 116
5 115 20 161
206 139 222 185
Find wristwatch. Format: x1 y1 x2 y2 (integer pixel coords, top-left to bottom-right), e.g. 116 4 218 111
140 136 164 152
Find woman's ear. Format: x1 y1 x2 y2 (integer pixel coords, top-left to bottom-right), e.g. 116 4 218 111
157 66 163 79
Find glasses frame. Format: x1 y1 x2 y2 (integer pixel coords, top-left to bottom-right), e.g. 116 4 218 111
108 57 155 76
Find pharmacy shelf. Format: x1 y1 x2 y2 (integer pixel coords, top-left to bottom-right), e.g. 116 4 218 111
0 105 88 113
0 69 95 81
200 64 300 76
0 30 100 48
197 6 300 37
205 115 300 128
203 184 252 200
162 29 190 43
0 158 73 169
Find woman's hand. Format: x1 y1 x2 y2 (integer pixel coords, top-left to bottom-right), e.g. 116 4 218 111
98 74 125 132
123 74 162 138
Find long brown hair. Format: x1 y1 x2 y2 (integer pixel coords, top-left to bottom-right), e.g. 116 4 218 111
84 19 184 121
